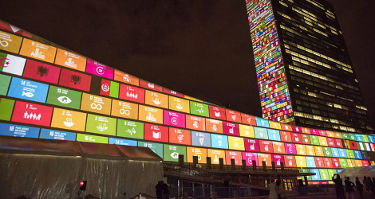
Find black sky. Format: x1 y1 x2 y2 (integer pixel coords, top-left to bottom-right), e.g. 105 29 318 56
1 0 374 130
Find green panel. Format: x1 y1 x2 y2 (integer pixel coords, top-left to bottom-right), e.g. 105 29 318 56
339 158 348 168
0 98 15 121
0 74 11 95
46 85 82 109
362 135 369 143
138 141 163 158
348 134 356 141
76 133 108 144
163 144 186 162
254 127 268 139
327 169 337 180
86 114 116 136
310 135 320 145
345 140 351 149
319 169 330 181
300 168 312 180
341 133 349 139
109 81 119 98
323 147 332 157
117 119 144 139
189 101 209 117
346 149 355 159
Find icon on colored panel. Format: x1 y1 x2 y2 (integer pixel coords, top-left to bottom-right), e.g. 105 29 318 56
64 118 74 127
153 131 161 139
57 96 72 104
31 47 45 60
0 32 11 47
96 66 104 75
101 83 110 93
97 123 108 132
71 75 80 85
176 103 183 110
146 112 156 122
64 57 77 68
170 152 178 159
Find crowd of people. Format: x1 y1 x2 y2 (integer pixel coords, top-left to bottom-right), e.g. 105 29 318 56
332 174 375 199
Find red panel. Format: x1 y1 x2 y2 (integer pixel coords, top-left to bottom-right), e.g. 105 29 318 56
119 84 145 103
284 155 296 167
327 137 336 147
241 113 256 125
100 79 111 96
144 123 168 143
244 138 260 152
59 68 91 92
323 157 333 168
331 158 341 168
209 105 226 120
139 80 163 92
349 141 358 150
280 131 292 142
259 140 274 153
291 133 302 143
11 101 52 126
23 59 61 84
315 157 324 168
226 110 241 123
162 88 184 97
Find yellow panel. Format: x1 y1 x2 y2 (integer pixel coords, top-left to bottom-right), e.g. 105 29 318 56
51 108 86 131
228 136 245 151
347 159 355 168
138 105 163 124
81 93 112 115
54 49 87 71
239 124 254 138
169 96 190 113
268 121 281 130
145 90 168 109
0 30 23 54
296 144 307 155
19 38 56 63
295 156 307 167
318 136 328 146
207 149 226 164
111 99 138 120
187 147 207 163
314 146 324 156
306 145 315 156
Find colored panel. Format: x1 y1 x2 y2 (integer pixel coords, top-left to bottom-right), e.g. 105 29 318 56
362 135 369 143
169 127 191 145
117 119 144 139
291 133 302 143
12 101 52 126
0 74 11 95
296 144 307 155
59 68 91 92
310 129 319 135
209 106 226 120
0 30 22 53
353 150 362 159
368 135 375 143
119 84 145 103
223 122 239 136
271 154 284 167
23 59 60 84
190 101 209 117
301 127 310 134
273 142 285 154
327 131 335 138
335 139 343 148
0 53 26 76
306 145 315 156
292 126 303 133
211 134 228 149
139 105 163 124
76 133 108 144
320 169 330 181
323 158 333 168
226 151 242 165
206 119 223 134
295 156 307 167
258 153 272 167
8 77 49 103
162 88 184 98
39 128 76 141
314 146 324 157
114 70 139 86
145 90 168 109
207 149 226 164
111 99 138 120
355 134 363 142
109 137 137 146
244 138 260 152
280 131 292 142
46 86 82 109
284 155 296 167
81 93 111 115
139 80 163 92
318 136 328 146
269 121 281 130
331 148 339 158
260 140 273 153
267 129 280 141
239 124 254 138
323 147 332 157
327 137 336 147
186 115 206 131
184 95 203 102
187 147 207 163
164 110 185 128
315 157 324 168
191 131 211 147
0 98 15 121
306 157 316 168
144 123 168 143
226 110 241 123
339 159 348 168
228 136 245 151
254 127 268 139
54 49 86 71
349 140 359 150
241 114 257 125
86 114 116 136
284 143 297 155
338 148 348 158
310 169 321 181
138 141 163 158
281 124 292 131
51 108 86 131
19 38 56 63
346 150 355 159
331 158 341 168
310 135 320 145
242 152 258 166
255 117 269 128
163 144 186 162
169 96 190 113
86 59 113 79
0 122 39 138
301 134 311 144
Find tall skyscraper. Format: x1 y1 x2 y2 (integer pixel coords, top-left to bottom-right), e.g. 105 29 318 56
246 0 371 134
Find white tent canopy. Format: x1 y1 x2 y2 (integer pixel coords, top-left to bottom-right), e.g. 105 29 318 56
338 166 375 181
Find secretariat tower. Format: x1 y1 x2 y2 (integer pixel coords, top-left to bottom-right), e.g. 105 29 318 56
246 0 371 133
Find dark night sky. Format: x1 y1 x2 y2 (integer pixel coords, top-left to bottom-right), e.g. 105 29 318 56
1 0 374 130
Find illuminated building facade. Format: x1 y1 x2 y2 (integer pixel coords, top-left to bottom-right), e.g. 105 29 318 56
246 0 371 134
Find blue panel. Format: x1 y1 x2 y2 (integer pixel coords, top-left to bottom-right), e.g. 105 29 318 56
361 151 368 160
331 148 339 158
310 169 321 181
40 128 76 141
306 156 316 168
338 148 347 158
255 117 269 128
191 131 211 147
355 134 363 142
254 127 268 140
7 77 49 103
109 137 137 146
353 150 362 160
0 122 39 138
368 135 375 143
211 134 228 149
267 129 280 141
